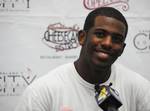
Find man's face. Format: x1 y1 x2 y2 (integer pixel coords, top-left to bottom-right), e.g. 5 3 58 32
81 15 126 68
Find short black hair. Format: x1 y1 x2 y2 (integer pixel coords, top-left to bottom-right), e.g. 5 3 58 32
83 7 128 37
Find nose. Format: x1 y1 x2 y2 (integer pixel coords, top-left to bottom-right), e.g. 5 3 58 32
100 35 112 50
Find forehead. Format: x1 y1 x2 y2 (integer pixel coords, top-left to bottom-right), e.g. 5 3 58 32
93 16 126 36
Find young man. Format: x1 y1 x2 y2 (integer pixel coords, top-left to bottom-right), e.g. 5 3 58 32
15 7 150 111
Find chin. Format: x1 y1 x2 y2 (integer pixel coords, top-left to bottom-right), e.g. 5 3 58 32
94 62 111 69
91 58 116 69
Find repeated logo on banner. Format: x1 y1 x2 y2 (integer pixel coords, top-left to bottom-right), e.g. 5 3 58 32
133 30 150 53
0 0 30 12
83 0 129 11
42 23 80 52
0 68 36 96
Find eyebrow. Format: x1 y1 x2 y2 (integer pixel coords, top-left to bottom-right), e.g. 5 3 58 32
94 28 124 38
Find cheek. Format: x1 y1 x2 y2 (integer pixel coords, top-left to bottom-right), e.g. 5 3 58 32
112 45 124 55
91 36 101 45
113 45 122 50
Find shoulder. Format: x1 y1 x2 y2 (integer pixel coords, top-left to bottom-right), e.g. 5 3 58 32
114 62 150 90
22 62 74 96
114 62 149 82
31 62 74 87
113 62 150 92
114 63 150 103
17 62 75 103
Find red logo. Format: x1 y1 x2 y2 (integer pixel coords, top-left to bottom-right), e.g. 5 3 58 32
43 23 80 51
83 0 129 11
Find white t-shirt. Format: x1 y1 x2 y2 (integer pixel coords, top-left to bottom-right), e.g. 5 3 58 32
15 62 150 111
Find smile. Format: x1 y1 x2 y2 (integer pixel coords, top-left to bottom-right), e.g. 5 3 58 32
93 47 114 61
95 51 110 60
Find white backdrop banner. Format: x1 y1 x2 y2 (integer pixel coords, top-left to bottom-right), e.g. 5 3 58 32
0 0 150 17
119 18 150 79
0 0 150 111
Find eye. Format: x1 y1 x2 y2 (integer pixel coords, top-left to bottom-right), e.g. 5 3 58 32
111 34 124 44
94 31 105 38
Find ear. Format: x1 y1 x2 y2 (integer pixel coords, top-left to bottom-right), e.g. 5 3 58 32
118 43 126 56
78 30 86 45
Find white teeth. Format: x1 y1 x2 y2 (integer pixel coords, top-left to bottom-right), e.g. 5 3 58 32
101 52 107 55
100 52 108 56
97 52 109 59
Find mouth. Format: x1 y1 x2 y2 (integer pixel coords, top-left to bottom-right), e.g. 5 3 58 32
95 51 110 60
94 49 113 61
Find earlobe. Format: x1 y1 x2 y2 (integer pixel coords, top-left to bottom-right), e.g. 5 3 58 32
123 43 126 49
119 43 126 56
78 30 86 45
122 43 126 52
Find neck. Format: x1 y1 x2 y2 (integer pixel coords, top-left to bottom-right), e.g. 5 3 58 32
74 59 111 84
